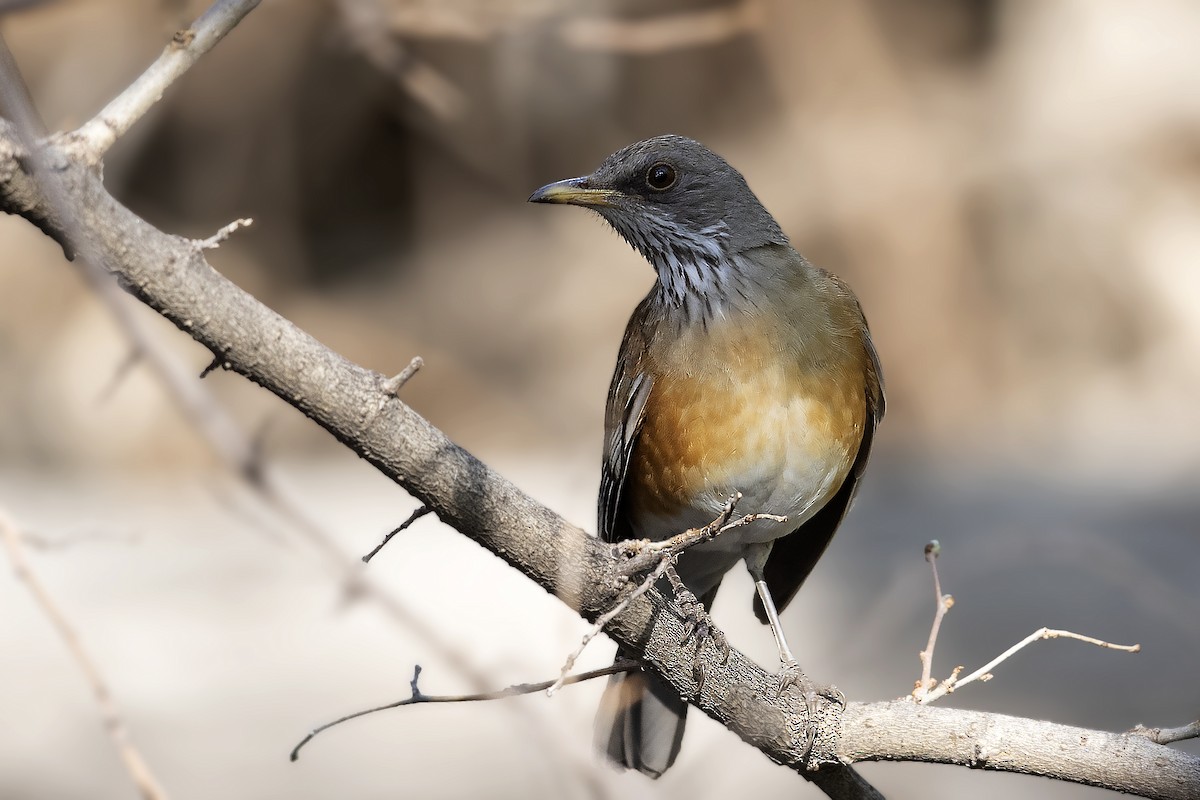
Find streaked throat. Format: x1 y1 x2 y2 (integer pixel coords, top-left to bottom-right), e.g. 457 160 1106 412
601 210 745 324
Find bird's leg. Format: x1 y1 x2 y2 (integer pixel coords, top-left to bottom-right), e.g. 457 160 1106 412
744 543 844 715
665 565 729 669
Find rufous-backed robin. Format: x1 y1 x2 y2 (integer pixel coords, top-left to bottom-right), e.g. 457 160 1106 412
530 135 885 777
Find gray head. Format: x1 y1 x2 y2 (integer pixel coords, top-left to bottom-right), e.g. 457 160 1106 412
529 135 788 277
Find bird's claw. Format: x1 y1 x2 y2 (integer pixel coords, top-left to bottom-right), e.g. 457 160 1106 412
674 586 730 667
775 660 844 717
775 659 804 697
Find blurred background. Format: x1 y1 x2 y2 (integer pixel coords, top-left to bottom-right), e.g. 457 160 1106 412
0 0 1197 798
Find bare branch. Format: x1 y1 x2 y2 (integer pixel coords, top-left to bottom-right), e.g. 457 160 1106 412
291 659 641 761
919 627 1141 705
912 542 1139 705
1 510 169 800
548 554 675 696
1 17 600 788
913 539 953 701
94 346 142 405
71 0 262 162
1130 720 1200 746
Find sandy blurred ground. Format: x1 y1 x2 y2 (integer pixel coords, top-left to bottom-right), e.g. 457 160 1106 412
1 0 1198 798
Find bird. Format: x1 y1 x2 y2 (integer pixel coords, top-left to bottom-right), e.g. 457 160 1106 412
528 135 884 778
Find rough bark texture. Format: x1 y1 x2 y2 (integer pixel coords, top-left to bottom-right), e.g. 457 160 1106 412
1 118 1198 800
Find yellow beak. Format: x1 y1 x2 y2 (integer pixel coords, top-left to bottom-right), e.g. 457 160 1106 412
528 177 621 208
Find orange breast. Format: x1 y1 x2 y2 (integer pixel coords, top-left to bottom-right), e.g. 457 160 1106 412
627 315 868 529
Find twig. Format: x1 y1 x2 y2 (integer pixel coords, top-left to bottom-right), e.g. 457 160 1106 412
361 505 431 563
194 217 252 250
0 0 506 720
94 347 142 406
918 627 1141 705
913 539 953 701
290 659 641 761
618 492 786 575
549 495 783 696
381 356 423 396
1129 720 1200 746
71 0 262 162
21 528 142 549
0 510 169 800
547 556 675 697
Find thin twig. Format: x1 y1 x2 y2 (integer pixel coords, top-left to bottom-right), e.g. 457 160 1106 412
21 528 143 550
94 347 142 406
0 510 169 800
194 217 252 250
547 557 675 697
290 659 641 761
0 0 504 714
919 627 1141 705
198 354 224 379
2 12 602 789
549 495 783 696
361 506 431 563
618 492 786 575
71 0 263 162
914 539 953 700
1129 720 1200 746
381 356 423 396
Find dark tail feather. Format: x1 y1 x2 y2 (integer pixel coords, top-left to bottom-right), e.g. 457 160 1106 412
593 651 687 778
594 582 720 776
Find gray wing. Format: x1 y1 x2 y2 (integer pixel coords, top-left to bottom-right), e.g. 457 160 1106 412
599 367 652 543
598 296 657 544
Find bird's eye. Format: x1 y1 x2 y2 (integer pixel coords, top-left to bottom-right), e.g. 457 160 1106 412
645 163 678 192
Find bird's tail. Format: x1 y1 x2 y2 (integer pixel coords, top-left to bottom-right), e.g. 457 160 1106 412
593 582 720 777
593 650 688 778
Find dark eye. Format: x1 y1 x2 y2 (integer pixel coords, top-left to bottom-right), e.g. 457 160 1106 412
645 163 677 191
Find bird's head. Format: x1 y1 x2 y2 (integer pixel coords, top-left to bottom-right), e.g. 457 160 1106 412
529 135 787 274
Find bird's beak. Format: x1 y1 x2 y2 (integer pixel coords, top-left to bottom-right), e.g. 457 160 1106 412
528 176 620 207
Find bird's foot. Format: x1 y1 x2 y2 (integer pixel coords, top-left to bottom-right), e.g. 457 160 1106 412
776 660 845 717
676 590 728 692
675 588 730 663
